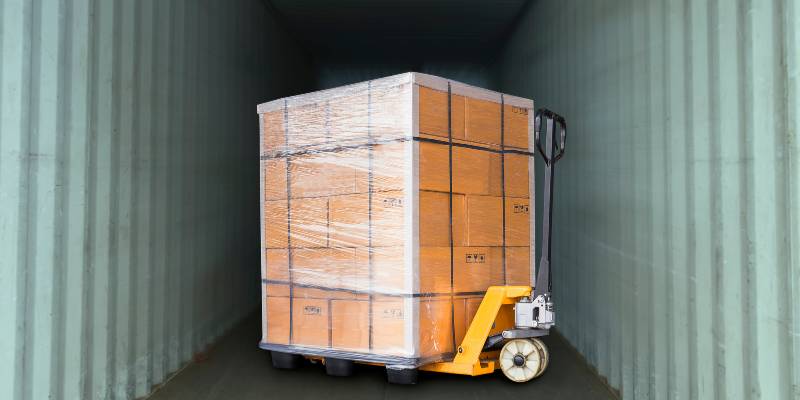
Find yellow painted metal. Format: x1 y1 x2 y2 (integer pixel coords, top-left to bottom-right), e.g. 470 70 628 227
420 286 532 376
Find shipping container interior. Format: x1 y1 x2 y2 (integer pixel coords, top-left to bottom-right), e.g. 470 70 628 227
0 0 797 399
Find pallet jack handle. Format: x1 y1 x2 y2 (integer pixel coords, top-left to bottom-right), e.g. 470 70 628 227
533 109 566 299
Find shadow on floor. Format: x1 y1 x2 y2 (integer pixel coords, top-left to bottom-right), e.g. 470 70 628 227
147 313 616 400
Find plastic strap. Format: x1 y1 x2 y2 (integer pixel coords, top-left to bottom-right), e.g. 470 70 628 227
500 94 507 284
284 99 294 344
262 279 491 298
259 136 535 159
447 83 457 353
367 81 374 351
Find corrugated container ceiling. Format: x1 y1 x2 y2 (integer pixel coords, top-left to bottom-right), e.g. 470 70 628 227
0 0 797 399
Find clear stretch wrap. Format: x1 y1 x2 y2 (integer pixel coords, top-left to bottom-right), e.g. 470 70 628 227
258 73 535 367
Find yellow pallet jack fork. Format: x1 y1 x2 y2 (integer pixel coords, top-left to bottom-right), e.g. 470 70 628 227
421 109 566 383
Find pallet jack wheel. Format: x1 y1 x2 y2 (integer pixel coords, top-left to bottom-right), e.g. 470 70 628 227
325 358 355 376
271 351 302 369
529 338 550 377
499 339 545 383
386 367 418 385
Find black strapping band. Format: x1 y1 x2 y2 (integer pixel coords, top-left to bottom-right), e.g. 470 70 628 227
262 279 489 298
447 83 457 354
367 81 374 351
500 94 507 284
260 136 535 160
284 99 294 344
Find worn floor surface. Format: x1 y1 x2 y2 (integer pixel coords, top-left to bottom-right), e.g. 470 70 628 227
147 313 616 400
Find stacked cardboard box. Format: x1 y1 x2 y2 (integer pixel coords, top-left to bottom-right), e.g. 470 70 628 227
259 73 534 364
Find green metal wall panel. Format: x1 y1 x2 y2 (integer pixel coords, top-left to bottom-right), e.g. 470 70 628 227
499 0 798 399
0 1 311 399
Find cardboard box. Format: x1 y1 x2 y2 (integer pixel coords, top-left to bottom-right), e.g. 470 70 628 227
453 246 504 293
287 102 328 149
465 97 501 146
328 193 369 247
370 246 409 294
418 247 452 294
331 299 370 350
292 297 330 347
293 247 369 290
418 140 528 198
265 295 290 344
265 249 289 282
371 142 406 192
289 197 329 248
418 87 465 140
419 190 466 247
505 197 531 247
263 158 288 200
464 195 503 247
264 200 288 249
503 104 530 150
503 153 530 198
290 150 369 198
370 190 406 247
262 111 285 152
506 246 532 286
418 141 450 193
371 297 410 355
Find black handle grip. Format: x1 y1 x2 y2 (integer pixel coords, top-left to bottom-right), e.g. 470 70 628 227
534 109 566 165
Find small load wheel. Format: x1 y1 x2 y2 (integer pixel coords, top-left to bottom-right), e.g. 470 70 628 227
386 367 418 385
271 351 303 369
325 358 355 377
499 338 548 382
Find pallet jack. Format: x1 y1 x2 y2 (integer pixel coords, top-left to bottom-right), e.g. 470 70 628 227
269 109 566 384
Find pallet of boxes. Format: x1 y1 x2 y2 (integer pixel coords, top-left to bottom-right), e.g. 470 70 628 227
258 73 535 380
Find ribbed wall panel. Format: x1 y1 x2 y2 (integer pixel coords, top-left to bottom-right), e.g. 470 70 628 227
0 1 311 399
499 0 798 399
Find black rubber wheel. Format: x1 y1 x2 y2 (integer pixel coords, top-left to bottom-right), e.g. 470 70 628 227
271 351 302 369
386 367 418 385
325 358 355 376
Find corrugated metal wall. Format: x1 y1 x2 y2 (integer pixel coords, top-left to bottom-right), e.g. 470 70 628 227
0 1 310 399
499 0 798 399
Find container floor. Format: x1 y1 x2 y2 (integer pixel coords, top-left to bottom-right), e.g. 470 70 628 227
147 313 616 400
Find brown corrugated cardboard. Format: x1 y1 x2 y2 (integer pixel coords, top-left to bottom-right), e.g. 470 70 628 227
289 197 329 248
265 296 290 344
503 153 530 198
370 190 405 247
265 249 289 282
505 197 531 247
419 190 466 247
465 97 501 146
419 141 450 193
371 297 408 355
418 247 452 294
328 193 369 247
506 246 532 286
503 104 530 150
263 158 288 200
331 299 370 350
290 150 368 198
418 86 465 139
463 195 503 246
452 246 504 293
262 111 285 152
292 298 330 347
264 200 288 248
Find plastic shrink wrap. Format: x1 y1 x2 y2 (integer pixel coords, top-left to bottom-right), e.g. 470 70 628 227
259 73 535 366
